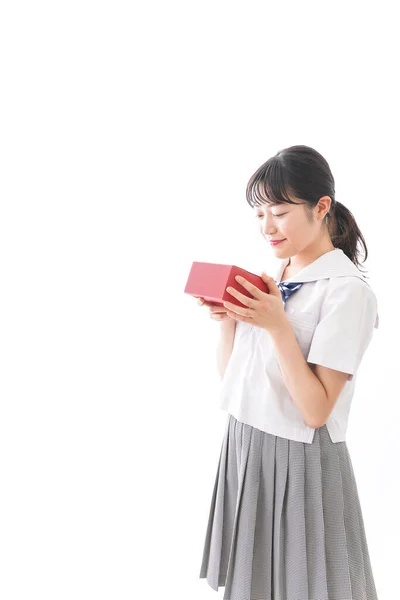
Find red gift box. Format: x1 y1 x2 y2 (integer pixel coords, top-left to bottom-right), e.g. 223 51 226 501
184 261 270 308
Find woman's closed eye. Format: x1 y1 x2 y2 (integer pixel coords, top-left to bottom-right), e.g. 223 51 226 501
256 213 287 218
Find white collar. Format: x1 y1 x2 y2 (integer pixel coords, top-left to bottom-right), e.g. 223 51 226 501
274 248 379 328
276 248 368 284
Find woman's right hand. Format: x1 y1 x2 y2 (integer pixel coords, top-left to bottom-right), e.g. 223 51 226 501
196 297 235 322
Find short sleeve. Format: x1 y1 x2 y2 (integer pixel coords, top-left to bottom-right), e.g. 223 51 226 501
307 278 379 381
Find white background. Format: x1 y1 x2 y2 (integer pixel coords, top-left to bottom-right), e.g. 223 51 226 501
0 1 398 598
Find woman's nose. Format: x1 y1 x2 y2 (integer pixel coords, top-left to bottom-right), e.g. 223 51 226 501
261 216 277 235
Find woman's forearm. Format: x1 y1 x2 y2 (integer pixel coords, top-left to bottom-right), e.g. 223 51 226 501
269 319 328 428
217 319 237 379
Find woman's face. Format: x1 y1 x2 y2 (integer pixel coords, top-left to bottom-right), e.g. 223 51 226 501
254 197 330 258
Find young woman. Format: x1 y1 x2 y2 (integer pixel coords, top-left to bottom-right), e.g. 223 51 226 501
197 145 379 600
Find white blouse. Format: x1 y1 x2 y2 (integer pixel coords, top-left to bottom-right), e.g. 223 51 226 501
219 248 379 443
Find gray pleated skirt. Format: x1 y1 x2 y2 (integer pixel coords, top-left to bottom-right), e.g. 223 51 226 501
199 413 379 600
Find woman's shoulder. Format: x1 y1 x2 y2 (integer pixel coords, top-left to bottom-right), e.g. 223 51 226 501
325 274 377 300
320 275 378 327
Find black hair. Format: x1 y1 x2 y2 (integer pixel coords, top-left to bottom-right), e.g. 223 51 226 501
245 145 368 275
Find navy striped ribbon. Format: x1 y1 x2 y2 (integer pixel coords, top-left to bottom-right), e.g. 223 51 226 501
276 281 304 305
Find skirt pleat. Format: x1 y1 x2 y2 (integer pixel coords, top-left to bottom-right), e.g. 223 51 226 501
199 413 379 600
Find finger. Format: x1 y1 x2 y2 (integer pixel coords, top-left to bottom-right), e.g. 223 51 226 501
225 309 250 323
226 285 256 308
234 276 264 300
210 306 228 314
223 299 252 318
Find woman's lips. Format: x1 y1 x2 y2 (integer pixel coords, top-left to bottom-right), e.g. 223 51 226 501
269 239 286 246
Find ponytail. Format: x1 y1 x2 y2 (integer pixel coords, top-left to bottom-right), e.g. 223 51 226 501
327 200 369 277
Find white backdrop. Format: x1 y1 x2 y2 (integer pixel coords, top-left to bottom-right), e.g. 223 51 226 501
0 1 398 599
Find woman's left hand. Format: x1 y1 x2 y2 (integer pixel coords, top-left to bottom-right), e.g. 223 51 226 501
223 273 288 334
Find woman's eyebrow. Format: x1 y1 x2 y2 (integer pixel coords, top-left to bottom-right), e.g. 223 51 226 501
256 205 288 212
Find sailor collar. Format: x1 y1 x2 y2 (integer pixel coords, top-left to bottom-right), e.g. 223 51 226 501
274 248 379 328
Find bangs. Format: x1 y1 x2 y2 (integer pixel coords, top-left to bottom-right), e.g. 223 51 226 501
246 157 299 208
